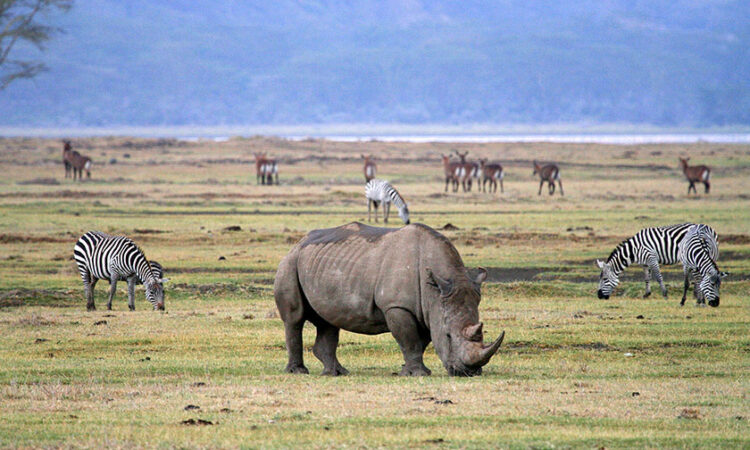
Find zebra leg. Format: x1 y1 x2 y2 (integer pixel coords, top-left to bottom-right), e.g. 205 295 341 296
312 322 348 376
127 276 137 311
680 269 690 306
650 263 667 298
643 266 652 298
558 179 564 196
84 274 97 310
367 200 371 222
107 276 118 310
384 202 389 224
374 201 379 223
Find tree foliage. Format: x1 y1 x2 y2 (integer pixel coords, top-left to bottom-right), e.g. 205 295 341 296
0 0 72 90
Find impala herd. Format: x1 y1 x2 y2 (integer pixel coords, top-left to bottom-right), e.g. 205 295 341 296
58 141 712 196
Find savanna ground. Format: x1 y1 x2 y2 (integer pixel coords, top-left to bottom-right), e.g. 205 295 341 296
0 136 748 448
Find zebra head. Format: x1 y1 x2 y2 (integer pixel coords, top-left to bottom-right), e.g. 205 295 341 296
144 278 167 310
698 271 728 307
596 259 619 299
399 206 410 225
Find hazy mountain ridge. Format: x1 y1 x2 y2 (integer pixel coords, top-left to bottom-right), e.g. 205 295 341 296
2 0 748 127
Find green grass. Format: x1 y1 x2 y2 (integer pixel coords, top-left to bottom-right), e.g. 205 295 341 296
0 137 748 448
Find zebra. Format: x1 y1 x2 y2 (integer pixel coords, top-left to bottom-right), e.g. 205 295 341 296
533 160 563 196
678 224 727 307
365 179 410 225
73 231 167 311
596 223 714 300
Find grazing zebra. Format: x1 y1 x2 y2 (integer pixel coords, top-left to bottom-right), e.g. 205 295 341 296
441 154 461 192
362 154 377 183
73 231 167 311
533 160 563 196
678 224 726 307
365 179 410 225
479 159 504 193
62 141 74 178
679 157 710 194
70 151 92 180
596 223 715 300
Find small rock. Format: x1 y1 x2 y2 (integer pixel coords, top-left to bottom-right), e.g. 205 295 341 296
440 223 459 231
222 225 242 232
243 314 254 320
93 320 107 326
191 382 206 387
632 392 640 397
184 405 200 411
219 408 232 413
636 315 644 319
34 338 48 343
218 256 226 261
139 356 151 362
624 352 634 357
109 158 118 164
181 418 213 426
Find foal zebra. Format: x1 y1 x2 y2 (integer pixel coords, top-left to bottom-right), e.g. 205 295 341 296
73 231 166 311
365 179 410 225
678 224 726 307
596 223 715 300
533 161 563 196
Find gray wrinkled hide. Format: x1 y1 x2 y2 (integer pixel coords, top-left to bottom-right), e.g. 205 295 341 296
274 222 504 376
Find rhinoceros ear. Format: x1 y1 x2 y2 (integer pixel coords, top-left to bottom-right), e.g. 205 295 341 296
426 267 453 297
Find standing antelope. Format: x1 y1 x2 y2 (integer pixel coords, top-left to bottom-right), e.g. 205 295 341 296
532 160 563 196
679 157 710 194
479 159 504 193
440 154 461 192
254 153 279 185
365 179 410 224
70 151 92 180
453 150 476 192
62 141 74 178
362 154 377 183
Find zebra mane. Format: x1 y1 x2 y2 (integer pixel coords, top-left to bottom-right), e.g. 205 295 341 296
125 238 157 281
606 237 631 264
696 228 720 273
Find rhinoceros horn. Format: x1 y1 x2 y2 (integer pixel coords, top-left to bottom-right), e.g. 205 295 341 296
460 329 505 368
463 322 484 341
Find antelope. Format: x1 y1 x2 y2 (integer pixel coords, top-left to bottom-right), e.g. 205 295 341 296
532 160 563 196
479 159 504 193
254 153 278 185
679 157 710 194
62 140 74 178
70 151 92 180
440 154 461 192
453 150 476 192
362 154 376 182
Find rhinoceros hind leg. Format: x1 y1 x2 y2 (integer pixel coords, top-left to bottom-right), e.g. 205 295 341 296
313 323 349 376
385 307 432 376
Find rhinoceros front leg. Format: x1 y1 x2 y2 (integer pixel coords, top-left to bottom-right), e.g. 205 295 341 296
385 307 431 376
312 322 349 376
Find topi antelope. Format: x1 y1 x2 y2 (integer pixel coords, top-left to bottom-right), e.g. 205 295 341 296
254 152 279 185
679 157 710 194
62 140 75 178
479 159 504 193
362 154 377 183
70 150 92 180
532 160 563 196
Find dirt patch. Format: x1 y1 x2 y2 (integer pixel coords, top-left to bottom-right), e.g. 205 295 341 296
0 288 77 308
133 228 168 234
722 234 750 245
0 234 70 244
17 177 60 185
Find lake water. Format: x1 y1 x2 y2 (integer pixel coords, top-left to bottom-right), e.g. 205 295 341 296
281 134 750 144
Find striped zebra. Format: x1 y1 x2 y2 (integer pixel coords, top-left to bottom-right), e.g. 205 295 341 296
596 223 715 300
73 231 167 311
365 179 410 225
678 224 726 307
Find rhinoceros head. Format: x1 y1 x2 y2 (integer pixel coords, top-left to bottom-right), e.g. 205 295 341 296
425 267 504 376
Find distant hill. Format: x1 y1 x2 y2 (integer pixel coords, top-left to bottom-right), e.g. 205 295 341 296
2 0 749 127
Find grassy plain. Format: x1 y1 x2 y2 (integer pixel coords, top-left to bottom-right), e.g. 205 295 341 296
0 137 748 448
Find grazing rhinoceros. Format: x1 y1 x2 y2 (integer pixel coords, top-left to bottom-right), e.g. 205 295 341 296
274 222 505 376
